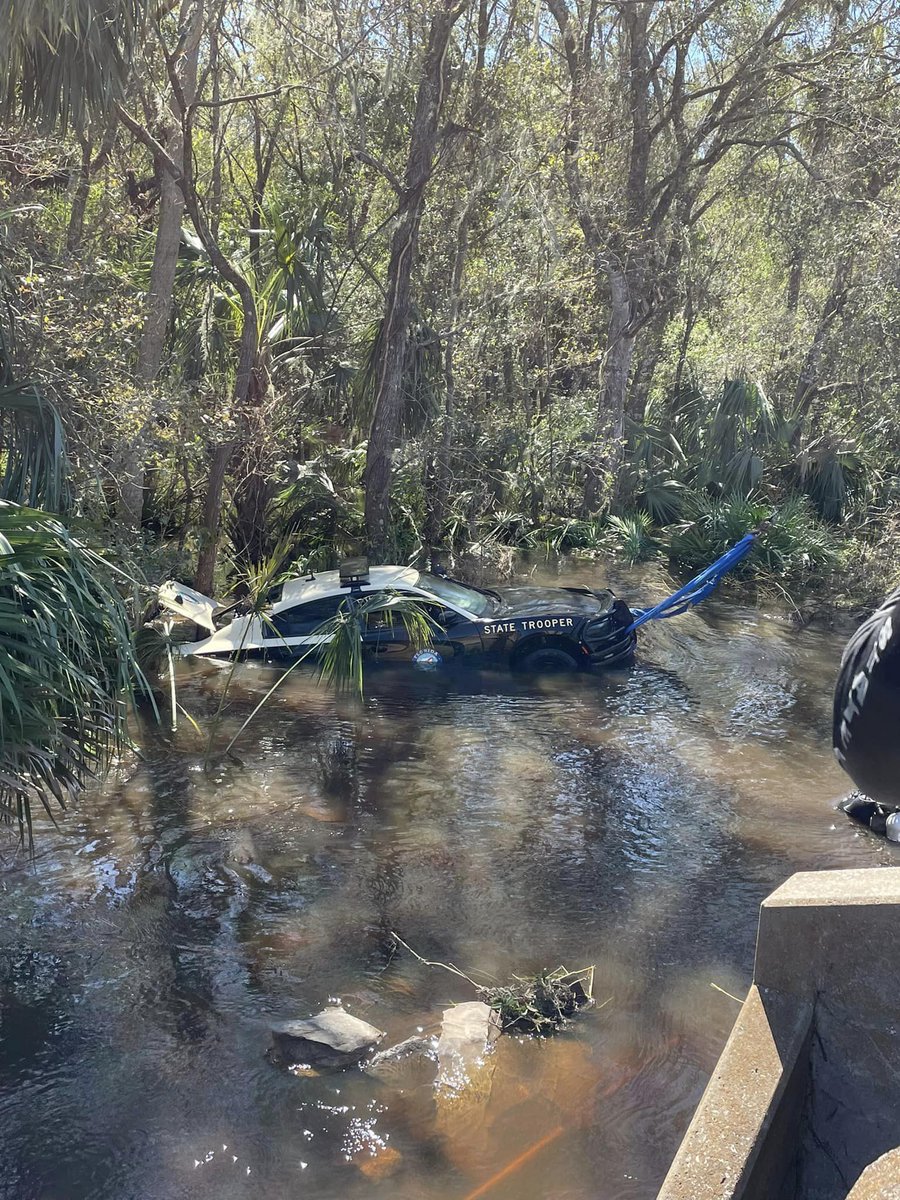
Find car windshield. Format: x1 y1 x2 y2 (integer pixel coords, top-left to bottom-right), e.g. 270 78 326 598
414 572 496 618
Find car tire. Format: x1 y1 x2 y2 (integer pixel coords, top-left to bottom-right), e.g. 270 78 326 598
517 645 580 673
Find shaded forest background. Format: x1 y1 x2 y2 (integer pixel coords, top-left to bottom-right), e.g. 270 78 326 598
2 0 899 604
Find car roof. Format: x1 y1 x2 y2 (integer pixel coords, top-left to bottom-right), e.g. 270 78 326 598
276 565 422 610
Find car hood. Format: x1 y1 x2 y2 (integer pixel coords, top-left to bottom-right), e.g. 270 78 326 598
492 585 614 619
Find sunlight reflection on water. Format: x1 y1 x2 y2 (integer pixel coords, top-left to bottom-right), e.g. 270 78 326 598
0 562 896 1200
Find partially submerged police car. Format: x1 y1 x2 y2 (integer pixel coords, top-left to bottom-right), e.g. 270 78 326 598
158 558 636 672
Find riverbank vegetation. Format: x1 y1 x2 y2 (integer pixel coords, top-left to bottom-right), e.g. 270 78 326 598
2 1 898 610
1 1 899 838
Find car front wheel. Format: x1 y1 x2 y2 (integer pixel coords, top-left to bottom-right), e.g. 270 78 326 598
516 645 581 673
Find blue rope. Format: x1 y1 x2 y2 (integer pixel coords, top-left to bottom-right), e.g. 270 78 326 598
626 531 757 633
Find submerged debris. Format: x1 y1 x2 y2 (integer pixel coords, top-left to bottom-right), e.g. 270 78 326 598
479 966 593 1036
391 934 595 1036
364 1034 435 1076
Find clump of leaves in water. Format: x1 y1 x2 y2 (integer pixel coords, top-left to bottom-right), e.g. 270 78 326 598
391 935 595 1036
477 966 594 1035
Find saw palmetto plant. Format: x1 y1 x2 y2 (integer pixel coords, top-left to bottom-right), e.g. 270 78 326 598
0 0 146 130
0 502 139 843
0 305 141 844
0 376 70 513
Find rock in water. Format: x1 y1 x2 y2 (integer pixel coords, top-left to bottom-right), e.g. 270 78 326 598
270 1007 384 1068
439 1001 501 1055
365 1034 434 1073
364 1035 438 1090
437 1001 500 1093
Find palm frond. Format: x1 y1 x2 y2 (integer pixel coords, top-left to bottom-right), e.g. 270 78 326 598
0 382 70 512
0 502 140 842
0 0 147 131
607 511 659 563
317 592 437 696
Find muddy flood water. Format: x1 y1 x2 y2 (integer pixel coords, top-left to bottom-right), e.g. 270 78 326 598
2 561 898 1200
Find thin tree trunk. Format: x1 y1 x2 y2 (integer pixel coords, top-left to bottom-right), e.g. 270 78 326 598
427 207 471 561
116 165 187 528
195 439 233 597
792 249 854 440
674 290 696 395
119 1 203 531
66 126 116 253
363 0 467 560
66 137 93 253
118 7 260 590
548 0 651 518
582 266 637 515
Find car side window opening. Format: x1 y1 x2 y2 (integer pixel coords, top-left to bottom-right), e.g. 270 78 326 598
364 594 454 634
263 594 346 639
413 572 495 618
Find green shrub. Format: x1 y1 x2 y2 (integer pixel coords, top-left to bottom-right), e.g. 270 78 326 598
668 493 841 578
607 511 660 563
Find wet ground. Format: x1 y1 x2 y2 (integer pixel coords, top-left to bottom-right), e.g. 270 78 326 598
1 561 897 1200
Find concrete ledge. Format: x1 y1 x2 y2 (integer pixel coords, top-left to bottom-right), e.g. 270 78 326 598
755 867 900 1016
846 1148 900 1199
657 985 812 1200
658 868 900 1200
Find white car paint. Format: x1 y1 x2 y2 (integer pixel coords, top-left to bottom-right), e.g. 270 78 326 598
157 580 221 633
157 566 468 659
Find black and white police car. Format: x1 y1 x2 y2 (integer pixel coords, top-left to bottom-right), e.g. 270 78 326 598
157 559 636 672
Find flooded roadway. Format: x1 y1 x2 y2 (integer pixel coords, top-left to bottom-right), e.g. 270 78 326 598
0 561 896 1200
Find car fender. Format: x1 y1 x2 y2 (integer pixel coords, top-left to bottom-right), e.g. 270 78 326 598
510 630 585 667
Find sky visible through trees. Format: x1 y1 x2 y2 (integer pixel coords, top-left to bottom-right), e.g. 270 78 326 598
0 0 897 591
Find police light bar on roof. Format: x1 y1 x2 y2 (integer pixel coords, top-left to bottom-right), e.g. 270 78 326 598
339 557 369 587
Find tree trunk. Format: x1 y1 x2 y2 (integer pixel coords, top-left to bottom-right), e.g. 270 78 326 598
119 2 202 531
66 126 116 253
548 0 651 518
193 283 259 597
117 162 187 529
363 0 467 560
195 439 234 597
426 208 471 562
792 248 854 439
66 137 93 253
582 266 637 515
117 4 260 592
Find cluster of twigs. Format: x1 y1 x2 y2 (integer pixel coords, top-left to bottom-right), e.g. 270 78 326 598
391 933 595 1036
478 966 594 1035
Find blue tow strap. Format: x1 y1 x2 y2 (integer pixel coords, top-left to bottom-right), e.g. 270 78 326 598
626 531 757 633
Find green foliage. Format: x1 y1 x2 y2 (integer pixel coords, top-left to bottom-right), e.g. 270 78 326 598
481 966 594 1036
607 511 660 564
0 0 146 130
0 382 69 512
0 502 140 842
1 0 898 609
794 439 865 524
670 494 841 578
353 314 443 437
317 592 436 696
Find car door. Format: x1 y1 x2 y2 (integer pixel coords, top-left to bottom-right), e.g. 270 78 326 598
361 594 481 661
261 594 346 655
360 596 417 660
